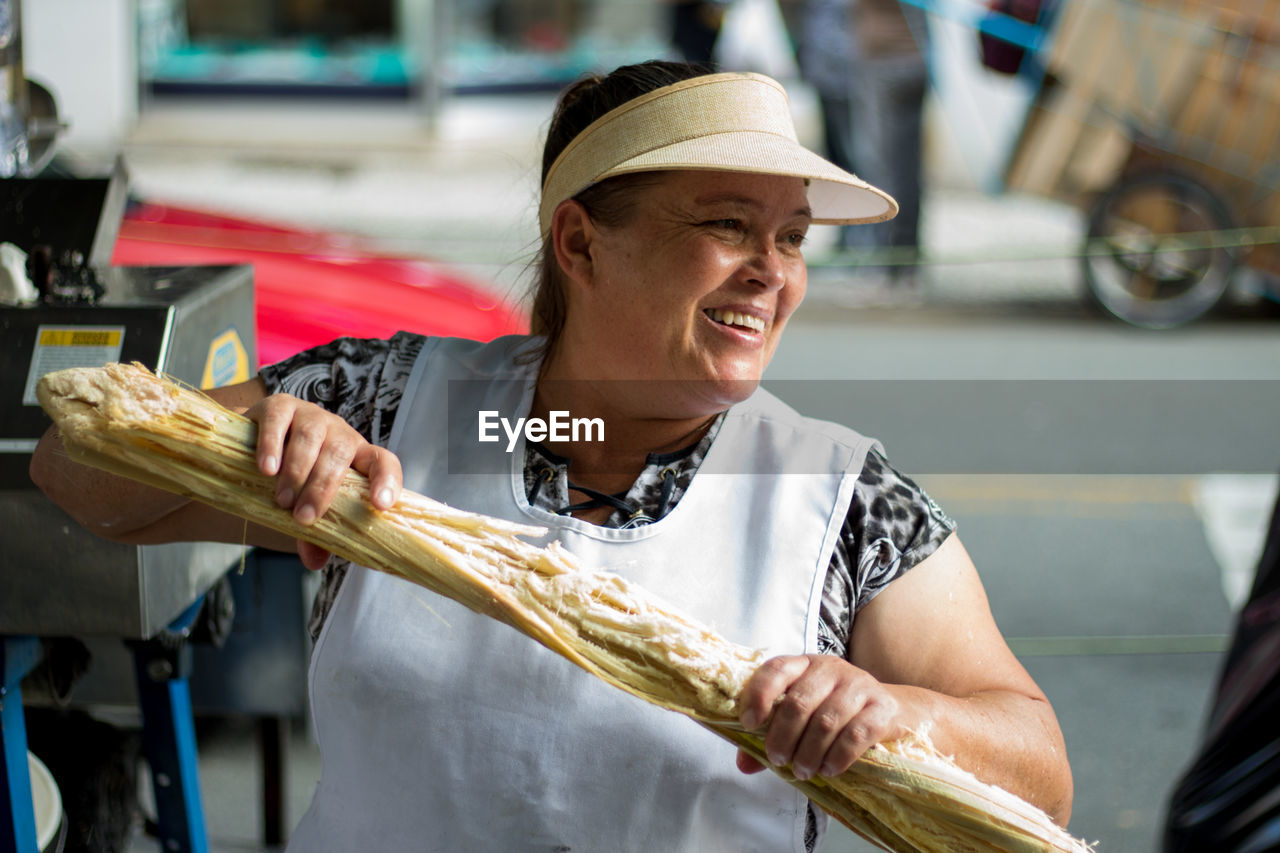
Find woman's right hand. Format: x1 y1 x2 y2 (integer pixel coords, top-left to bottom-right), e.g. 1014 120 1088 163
245 394 402 569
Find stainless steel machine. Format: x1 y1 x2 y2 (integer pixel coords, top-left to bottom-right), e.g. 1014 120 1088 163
1 264 255 635
0 163 256 851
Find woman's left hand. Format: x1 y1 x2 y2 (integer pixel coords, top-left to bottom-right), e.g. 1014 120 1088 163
732 539 1073 823
736 654 906 782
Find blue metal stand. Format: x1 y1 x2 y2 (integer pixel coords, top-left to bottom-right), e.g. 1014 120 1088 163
1 636 41 853
4 601 215 853
130 599 209 853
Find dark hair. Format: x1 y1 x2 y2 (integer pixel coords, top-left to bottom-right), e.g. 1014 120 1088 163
528 60 715 354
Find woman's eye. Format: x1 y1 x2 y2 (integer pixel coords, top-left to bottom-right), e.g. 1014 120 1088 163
705 219 742 231
784 231 808 248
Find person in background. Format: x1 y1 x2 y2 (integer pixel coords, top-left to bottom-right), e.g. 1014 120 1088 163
1165 480 1280 851
667 0 730 65
799 0 929 293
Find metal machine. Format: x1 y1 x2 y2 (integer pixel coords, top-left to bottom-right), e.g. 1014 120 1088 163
1 224 255 636
0 105 256 853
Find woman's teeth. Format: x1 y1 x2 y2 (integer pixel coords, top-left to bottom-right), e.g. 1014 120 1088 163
706 308 765 333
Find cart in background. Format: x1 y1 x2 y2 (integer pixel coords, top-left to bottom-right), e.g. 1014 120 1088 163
999 0 1280 327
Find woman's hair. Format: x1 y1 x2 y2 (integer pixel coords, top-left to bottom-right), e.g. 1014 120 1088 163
528 60 714 355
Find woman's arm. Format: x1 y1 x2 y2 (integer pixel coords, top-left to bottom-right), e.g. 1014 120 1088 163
28 376 402 563
29 378 277 547
737 535 1073 824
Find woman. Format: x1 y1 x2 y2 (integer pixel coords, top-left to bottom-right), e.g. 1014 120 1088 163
31 61 1072 850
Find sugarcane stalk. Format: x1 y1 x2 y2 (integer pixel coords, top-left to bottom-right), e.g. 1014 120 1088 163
36 363 1093 853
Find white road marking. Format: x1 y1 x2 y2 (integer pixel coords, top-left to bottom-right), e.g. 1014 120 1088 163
1192 473 1280 611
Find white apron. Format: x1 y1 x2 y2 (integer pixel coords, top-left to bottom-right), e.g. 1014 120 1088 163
286 336 879 852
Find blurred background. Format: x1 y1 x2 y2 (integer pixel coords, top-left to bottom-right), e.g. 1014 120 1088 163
3 0 1279 852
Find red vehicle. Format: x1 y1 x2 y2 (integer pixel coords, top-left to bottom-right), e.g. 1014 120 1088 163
112 201 528 367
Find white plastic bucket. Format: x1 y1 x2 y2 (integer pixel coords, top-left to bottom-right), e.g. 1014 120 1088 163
28 751 66 853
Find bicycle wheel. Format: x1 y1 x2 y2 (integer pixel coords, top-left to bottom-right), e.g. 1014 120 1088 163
1082 171 1237 328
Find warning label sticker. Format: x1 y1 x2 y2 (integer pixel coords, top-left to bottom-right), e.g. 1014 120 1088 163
22 325 126 405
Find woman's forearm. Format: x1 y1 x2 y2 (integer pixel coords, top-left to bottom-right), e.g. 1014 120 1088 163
740 650 1074 826
890 684 1074 825
29 423 194 539
30 421 300 552
27 375 300 550
839 537 1075 824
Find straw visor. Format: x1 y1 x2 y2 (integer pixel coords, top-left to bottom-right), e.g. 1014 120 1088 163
538 71 898 237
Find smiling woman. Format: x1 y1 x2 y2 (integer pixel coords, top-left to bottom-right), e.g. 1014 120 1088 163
30 60 1075 851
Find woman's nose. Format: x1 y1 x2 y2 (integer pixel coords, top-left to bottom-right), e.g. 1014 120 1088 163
745 239 787 291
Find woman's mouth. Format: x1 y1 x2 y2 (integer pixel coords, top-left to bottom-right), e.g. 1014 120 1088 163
704 308 766 334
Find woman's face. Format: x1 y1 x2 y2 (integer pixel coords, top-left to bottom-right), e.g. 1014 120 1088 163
561 170 811 413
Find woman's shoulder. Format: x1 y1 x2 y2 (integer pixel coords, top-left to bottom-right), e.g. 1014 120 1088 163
819 445 955 655
845 447 956 608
